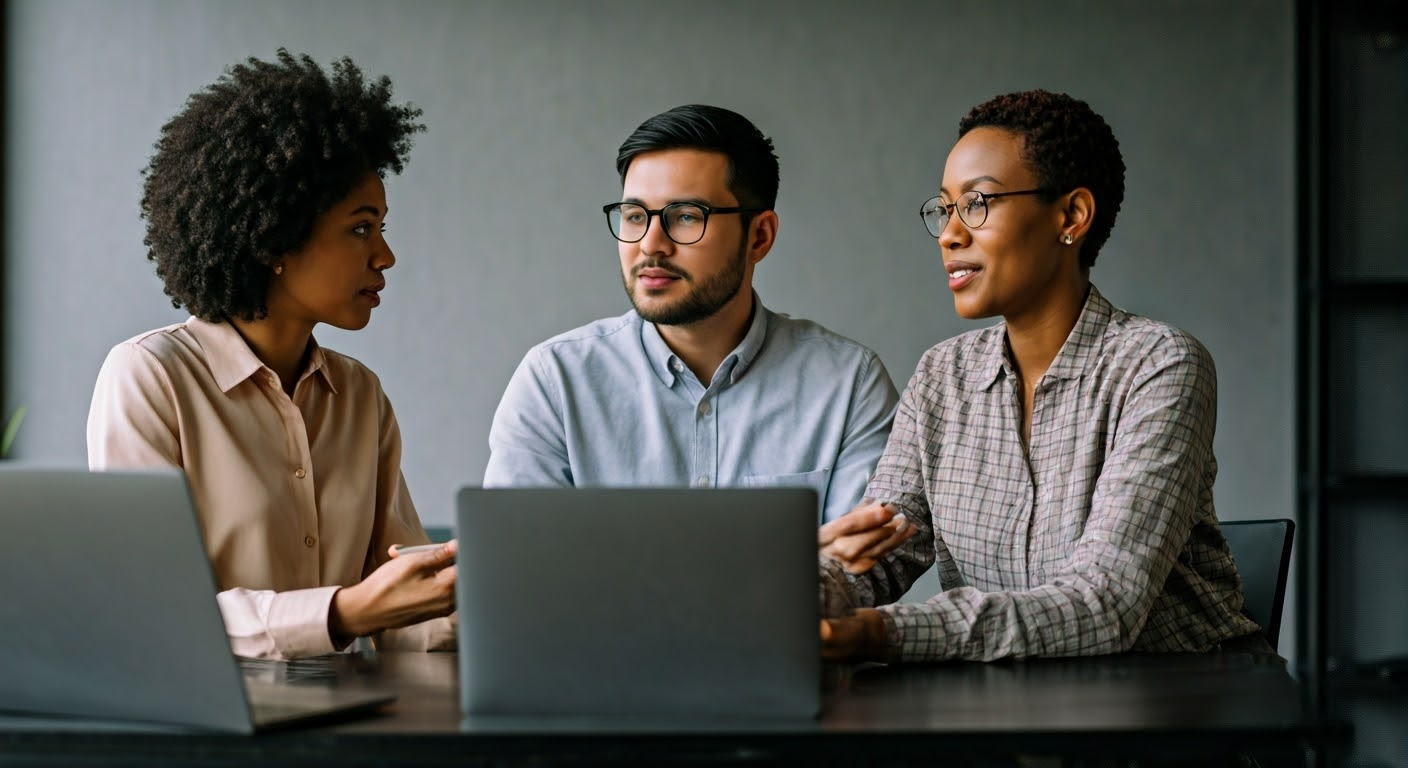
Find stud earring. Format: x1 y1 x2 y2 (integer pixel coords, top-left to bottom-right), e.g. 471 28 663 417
1061 233 1074 245
273 262 284 275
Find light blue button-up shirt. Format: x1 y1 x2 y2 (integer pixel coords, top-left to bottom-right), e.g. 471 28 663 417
483 295 899 523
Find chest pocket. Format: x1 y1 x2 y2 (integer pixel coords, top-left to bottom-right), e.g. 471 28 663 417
742 468 832 516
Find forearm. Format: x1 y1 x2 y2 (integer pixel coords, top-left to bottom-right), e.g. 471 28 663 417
879 579 1132 662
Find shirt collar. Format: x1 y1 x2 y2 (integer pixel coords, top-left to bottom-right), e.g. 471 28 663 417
183 317 337 395
640 291 770 387
971 283 1114 391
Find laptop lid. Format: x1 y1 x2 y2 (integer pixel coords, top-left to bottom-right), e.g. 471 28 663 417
0 466 393 733
455 487 820 719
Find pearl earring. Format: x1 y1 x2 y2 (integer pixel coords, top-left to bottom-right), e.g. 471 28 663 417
1062 233 1074 245
273 263 284 275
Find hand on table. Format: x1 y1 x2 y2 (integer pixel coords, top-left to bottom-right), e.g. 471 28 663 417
821 608 887 663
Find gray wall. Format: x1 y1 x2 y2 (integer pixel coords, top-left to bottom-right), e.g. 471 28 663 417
4 0 1297 657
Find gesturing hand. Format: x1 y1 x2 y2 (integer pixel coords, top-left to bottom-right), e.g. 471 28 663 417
329 540 458 644
818 501 917 574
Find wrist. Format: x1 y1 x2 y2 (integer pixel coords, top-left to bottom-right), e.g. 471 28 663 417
858 608 889 661
329 584 376 645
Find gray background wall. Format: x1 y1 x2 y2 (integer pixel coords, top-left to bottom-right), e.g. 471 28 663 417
4 0 1296 658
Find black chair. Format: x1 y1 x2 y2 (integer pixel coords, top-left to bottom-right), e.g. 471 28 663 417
1219 518 1295 651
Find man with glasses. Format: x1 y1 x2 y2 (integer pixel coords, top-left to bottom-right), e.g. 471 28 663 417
483 104 898 523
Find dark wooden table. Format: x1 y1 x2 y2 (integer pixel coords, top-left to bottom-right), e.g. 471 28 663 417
0 650 1346 766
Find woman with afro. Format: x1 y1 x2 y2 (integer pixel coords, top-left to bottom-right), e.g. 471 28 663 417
818 90 1264 663
88 50 455 659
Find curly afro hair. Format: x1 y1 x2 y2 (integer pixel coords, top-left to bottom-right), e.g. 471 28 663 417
958 90 1124 269
140 49 425 321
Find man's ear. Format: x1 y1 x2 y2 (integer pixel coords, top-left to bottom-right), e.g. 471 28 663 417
746 209 778 266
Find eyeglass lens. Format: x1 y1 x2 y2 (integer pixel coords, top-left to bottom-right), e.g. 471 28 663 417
608 203 710 245
920 191 988 236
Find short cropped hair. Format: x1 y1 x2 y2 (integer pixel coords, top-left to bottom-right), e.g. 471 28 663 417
615 104 780 214
959 90 1125 269
140 49 425 321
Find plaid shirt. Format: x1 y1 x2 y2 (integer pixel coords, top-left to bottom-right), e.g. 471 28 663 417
846 286 1259 661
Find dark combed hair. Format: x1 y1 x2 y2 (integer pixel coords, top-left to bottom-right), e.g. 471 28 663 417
615 104 780 213
140 49 425 321
959 90 1125 269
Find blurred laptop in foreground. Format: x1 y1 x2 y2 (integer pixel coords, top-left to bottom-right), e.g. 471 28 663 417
0 467 395 733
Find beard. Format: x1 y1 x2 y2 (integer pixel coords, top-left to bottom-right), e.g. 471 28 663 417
623 242 747 326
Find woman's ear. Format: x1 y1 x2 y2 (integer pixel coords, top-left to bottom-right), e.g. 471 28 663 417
1057 187 1095 245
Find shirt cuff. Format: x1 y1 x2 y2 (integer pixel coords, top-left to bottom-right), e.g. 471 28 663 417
264 585 341 658
878 607 906 663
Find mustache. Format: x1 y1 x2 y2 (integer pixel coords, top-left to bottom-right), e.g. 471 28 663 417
631 260 691 281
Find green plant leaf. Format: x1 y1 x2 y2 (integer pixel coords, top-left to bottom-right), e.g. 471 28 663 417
2 405 27 459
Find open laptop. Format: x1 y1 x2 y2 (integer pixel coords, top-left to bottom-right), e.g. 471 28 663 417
0 466 395 733
455 487 820 719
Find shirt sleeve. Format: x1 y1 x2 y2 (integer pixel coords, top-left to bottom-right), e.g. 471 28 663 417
87 342 182 469
820 351 900 523
483 347 573 487
87 342 340 661
871 334 1219 661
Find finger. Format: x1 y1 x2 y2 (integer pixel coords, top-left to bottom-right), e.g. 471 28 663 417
421 541 457 568
858 527 910 562
831 526 897 560
819 617 859 660
840 558 877 575
818 507 895 546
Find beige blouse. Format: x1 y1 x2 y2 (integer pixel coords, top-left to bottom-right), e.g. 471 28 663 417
87 317 452 659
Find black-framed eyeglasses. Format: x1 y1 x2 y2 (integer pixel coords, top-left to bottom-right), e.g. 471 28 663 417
602 201 764 245
919 188 1055 237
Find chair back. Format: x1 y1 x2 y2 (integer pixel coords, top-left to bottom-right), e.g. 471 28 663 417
1219 518 1295 651
424 526 454 543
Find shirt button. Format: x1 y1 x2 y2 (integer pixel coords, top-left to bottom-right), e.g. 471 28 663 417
294 467 306 479
696 475 710 487
304 535 316 548
698 401 711 416
671 361 684 372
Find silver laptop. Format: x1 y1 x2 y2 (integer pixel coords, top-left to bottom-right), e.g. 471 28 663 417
0 466 395 733
455 487 820 718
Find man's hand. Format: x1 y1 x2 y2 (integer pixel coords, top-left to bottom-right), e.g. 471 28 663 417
818 501 917 574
